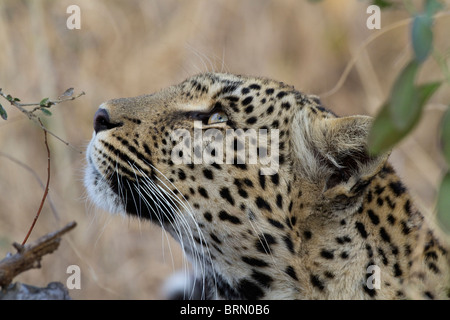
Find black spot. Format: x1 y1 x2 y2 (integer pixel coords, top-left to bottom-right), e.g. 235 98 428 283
393 263 403 277
211 163 221 170
265 88 274 95
425 251 438 261
233 162 247 170
377 248 388 265
258 173 266 190
220 187 235 206
178 169 186 180
281 102 291 110
379 227 391 243
385 196 396 209
203 169 214 180
285 266 298 281
143 143 152 156
401 221 411 235
251 270 273 288
340 252 349 259
404 199 412 216
355 222 368 239
367 190 373 203
366 244 374 258
367 210 380 225
320 249 334 260
246 117 257 125
276 91 287 99
241 256 268 267
427 262 440 274
256 197 272 212
256 233 276 254
267 218 284 230
424 291 434 299
242 96 253 106
266 105 274 114
276 194 283 209
238 188 248 199
249 83 261 90
244 105 254 114
335 236 351 244
389 181 406 196
243 178 253 187
303 230 312 240
283 235 295 254
363 284 377 298
310 274 325 291
210 233 222 244
270 173 279 185
241 87 250 95
238 279 264 299
376 197 384 206
391 245 399 256
218 210 241 224
198 187 209 199
374 185 385 195
387 214 396 225
203 212 212 222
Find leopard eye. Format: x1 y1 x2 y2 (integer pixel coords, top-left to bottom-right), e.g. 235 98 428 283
207 111 228 125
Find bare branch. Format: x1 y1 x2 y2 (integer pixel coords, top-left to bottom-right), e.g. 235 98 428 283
0 221 77 289
21 120 51 245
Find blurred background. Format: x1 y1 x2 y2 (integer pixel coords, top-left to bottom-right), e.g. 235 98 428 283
0 0 449 299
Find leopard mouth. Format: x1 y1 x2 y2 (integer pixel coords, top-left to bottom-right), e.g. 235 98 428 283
84 142 177 224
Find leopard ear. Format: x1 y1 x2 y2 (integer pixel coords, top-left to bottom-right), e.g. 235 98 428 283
292 113 390 199
317 115 390 199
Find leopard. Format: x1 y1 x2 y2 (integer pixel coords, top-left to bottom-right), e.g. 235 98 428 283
84 72 450 299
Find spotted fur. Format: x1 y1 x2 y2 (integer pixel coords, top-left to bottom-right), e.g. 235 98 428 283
85 73 450 299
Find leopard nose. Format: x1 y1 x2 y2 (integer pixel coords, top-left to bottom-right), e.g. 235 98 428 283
93 108 111 134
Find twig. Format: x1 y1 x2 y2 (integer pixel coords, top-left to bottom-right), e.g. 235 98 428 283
0 221 77 289
21 119 51 246
0 88 85 153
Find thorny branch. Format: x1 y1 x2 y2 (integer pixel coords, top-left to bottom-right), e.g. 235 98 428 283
0 221 77 289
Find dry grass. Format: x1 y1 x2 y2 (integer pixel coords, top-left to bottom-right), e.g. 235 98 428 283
0 0 449 299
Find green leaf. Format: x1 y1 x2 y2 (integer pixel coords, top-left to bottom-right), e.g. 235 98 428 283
441 109 450 164
425 0 444 16
437 172 450 233
0 103 7 120
412 14 433 63
6 94 13 102
39 97 50 107
372 0 394 9
389 61 420 130
369 82 441 156
41 108 52 116
369 104 406 155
